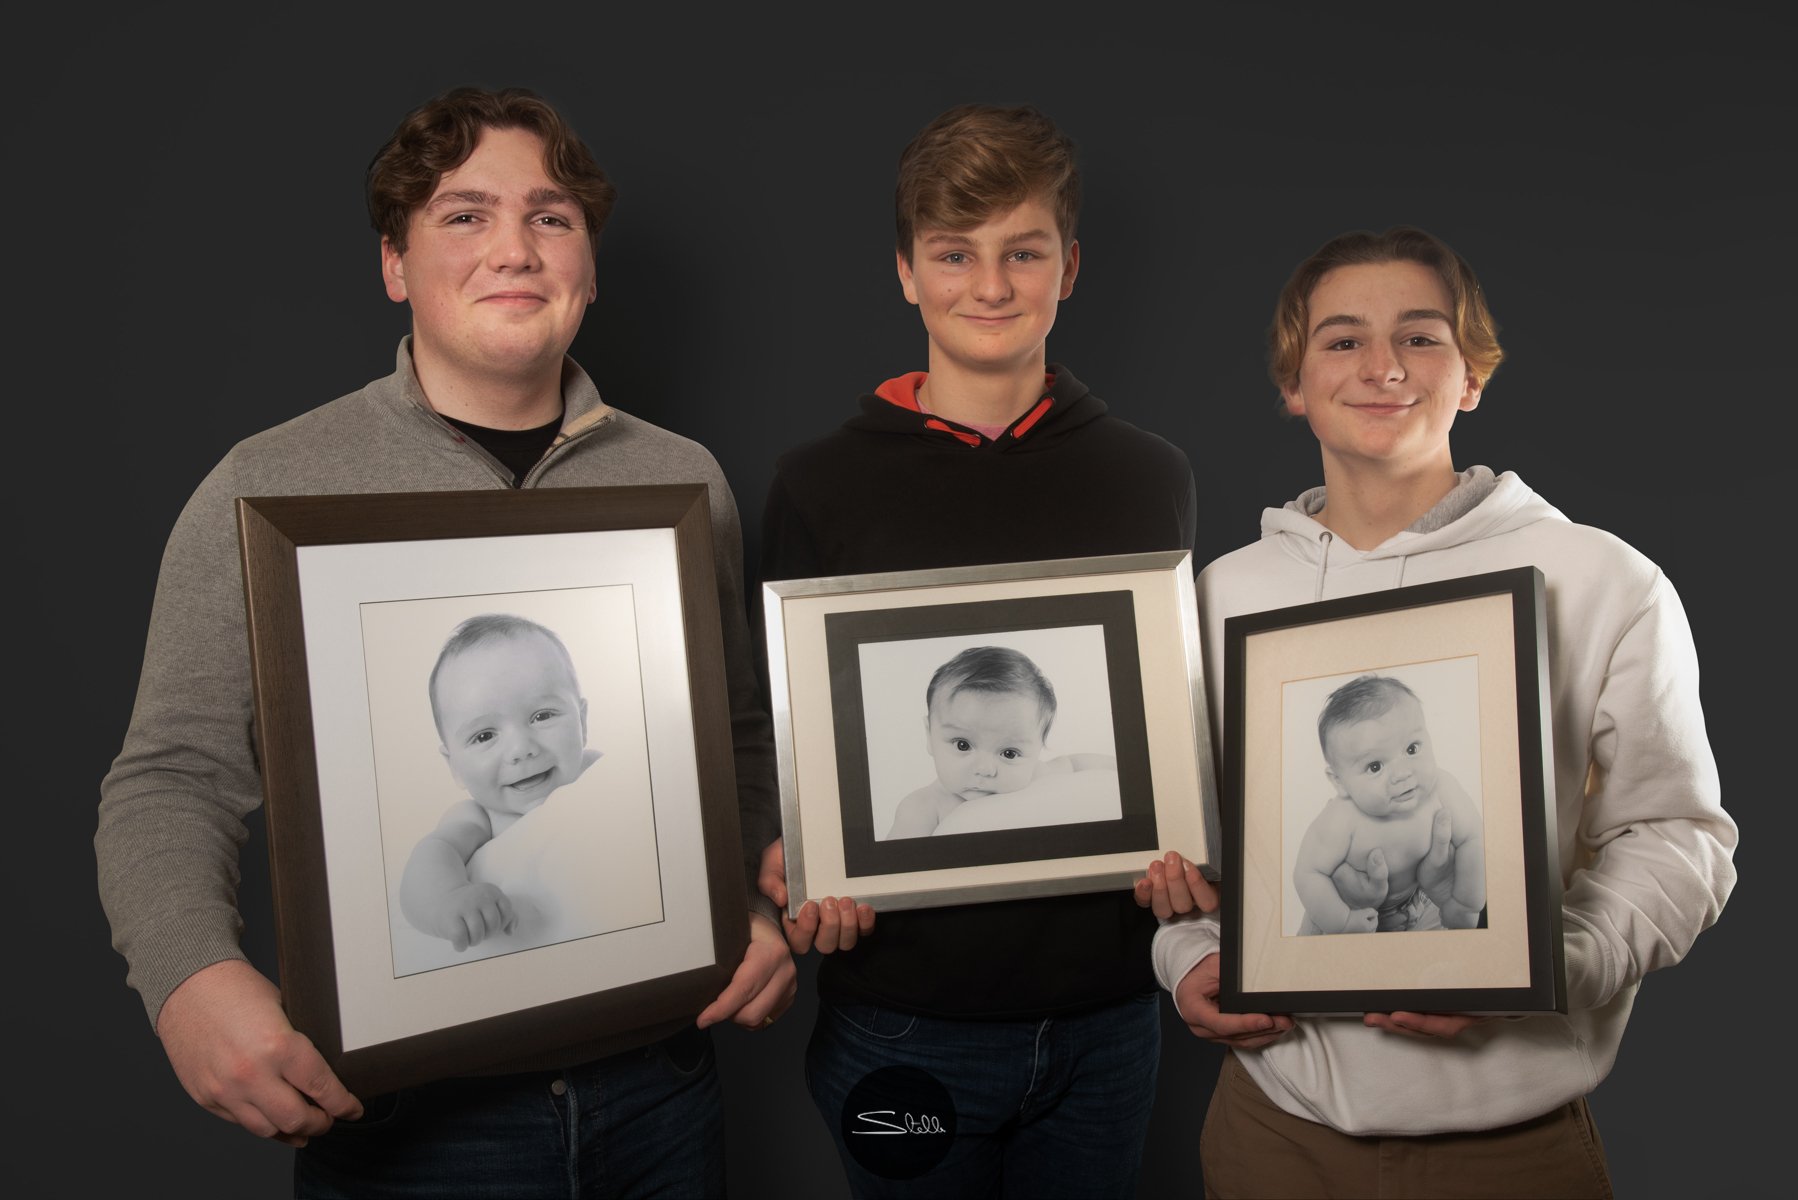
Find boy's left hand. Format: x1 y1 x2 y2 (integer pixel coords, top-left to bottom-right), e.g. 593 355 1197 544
1363 1011 1491 1039
695 913 797 1030
756 838 876 954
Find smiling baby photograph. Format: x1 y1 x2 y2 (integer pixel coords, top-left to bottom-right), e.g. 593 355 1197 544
359 587 668 977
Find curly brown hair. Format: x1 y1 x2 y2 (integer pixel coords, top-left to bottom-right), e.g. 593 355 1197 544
367 86 616 259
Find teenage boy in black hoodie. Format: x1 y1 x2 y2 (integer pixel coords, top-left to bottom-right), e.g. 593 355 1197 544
757 103 1197 1197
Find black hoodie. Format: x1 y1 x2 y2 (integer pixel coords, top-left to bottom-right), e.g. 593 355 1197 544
760 365 1198 1018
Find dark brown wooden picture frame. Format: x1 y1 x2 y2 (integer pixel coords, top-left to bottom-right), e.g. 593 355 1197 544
1219 566 1564 1016
237 485 747 1097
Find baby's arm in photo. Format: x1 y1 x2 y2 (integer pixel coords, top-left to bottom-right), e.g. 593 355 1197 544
1426 770 1486 927
1038 752 1118 775
887 783 957 840
399 799 517 950
930 767 1123 835
1294 803 1380 934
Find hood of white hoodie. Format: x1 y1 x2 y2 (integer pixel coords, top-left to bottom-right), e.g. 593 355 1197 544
1257 468 1569 601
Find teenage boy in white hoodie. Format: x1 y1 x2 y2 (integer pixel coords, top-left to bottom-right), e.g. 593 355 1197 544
1149 226 1736 1198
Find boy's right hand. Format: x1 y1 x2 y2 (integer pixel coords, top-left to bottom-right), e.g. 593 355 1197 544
157 959 362 1146
757 838 875 954
435 881 516 951
1132 850 1218 919
1173 953 1294 1049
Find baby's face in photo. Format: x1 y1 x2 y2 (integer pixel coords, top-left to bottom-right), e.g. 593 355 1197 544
1323 694 1440 819
925 687 1048 801
435 632 589 817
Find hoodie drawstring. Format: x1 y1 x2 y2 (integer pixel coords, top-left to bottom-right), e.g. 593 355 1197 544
1314 531 1333 602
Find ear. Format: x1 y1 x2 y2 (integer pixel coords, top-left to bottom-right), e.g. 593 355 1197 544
579 696 590 742
1459 369 1483 413
1058 239 1081 300
381 237 408 303
1324 767 1348 799
1282 377 1308 418
896 248 921 307
439 742 462 787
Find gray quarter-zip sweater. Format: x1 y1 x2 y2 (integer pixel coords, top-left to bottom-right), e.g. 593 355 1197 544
98 340 778 1029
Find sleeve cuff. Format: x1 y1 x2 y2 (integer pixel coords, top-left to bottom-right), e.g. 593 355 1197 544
746 890 780 928
1561 910 1616 1012
1151 913 1221 996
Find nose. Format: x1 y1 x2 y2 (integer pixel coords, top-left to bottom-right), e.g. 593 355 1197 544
1361 340 1404 385
971 258 1011 304
973 752 999 777
501 728 541 762
486 217 541 273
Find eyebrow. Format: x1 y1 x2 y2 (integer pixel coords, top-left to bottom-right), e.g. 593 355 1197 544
1309 308 1454 338
920 228 1056 249
425 187 577 212
426 189 500 213
526 186 576 208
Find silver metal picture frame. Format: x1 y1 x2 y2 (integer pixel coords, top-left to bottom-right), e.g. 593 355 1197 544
764 551 1218 913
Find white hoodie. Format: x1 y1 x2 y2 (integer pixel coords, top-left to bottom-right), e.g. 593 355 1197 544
1153 468 1736 1135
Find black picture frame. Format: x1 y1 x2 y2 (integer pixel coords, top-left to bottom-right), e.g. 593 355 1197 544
1219 566 1563 1015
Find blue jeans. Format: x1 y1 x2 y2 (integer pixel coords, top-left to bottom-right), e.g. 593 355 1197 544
295 1026 723 1199
805 993 1160 1199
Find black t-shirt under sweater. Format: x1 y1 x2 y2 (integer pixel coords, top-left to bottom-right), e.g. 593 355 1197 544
444 412 563 486
760 365 1198 1019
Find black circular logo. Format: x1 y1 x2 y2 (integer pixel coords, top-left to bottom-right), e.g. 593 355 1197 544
840 1065 957 1180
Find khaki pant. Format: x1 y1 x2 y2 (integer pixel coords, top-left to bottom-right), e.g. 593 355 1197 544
1200 1053 1613 1199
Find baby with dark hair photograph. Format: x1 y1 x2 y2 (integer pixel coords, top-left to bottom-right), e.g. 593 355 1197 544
1293 674 1485 934
885 645 1116 840
399 614 603 951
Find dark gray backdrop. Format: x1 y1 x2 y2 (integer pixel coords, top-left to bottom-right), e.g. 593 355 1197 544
16 3 1779 1196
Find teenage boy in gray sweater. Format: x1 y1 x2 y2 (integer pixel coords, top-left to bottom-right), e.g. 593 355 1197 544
96 86 794 1197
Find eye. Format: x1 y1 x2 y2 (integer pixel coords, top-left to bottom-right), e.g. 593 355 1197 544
1365 760 1383 775
1000 748 1022 760
531 708 562 724
532 213 576 230
1009 250 1038 263
446 212 481 226
953 738 972 752
468 729 496 746
942 251 968 264
1406 741 1421 755
1325 337 1360 352
1401 334 1440 347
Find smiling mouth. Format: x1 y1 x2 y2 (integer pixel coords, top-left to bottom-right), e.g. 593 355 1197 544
506 768 554 792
